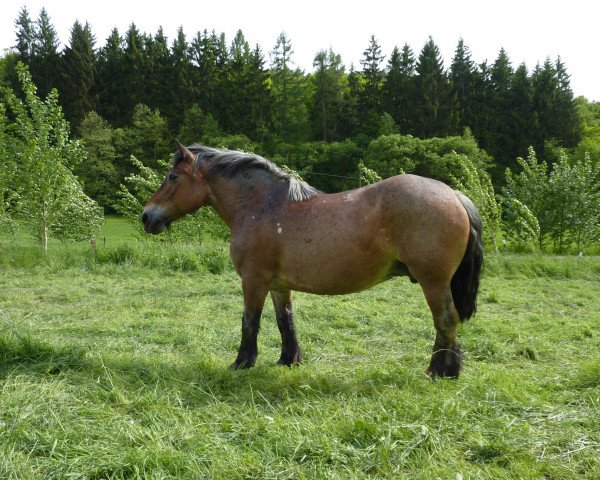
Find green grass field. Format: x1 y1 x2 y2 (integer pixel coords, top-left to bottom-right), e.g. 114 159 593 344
0 219 598 479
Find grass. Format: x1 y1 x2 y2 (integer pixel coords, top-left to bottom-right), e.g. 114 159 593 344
0 228 598 478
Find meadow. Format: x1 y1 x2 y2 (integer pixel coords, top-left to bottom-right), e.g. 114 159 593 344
0 218 598 479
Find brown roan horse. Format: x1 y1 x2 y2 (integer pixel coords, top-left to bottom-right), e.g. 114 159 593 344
143 142 483 378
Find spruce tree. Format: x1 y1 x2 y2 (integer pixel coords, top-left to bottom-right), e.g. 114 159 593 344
311 48 345 141
30 8 60 98
450 38 477 131
414 37 455 138
122 23 146 117
551 57 581 148
60 20 96 129
506 63 537 170
489 48 515 176
168 26 193 129
94 28 125 125
14 6 36 64
190 30 218 114
359 35 385 114
382 46 403 126
270 32 309 142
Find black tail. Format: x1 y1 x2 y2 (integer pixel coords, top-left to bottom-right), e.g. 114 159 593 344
451 191 484 321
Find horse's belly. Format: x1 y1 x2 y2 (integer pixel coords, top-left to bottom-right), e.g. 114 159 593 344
276 249 394 295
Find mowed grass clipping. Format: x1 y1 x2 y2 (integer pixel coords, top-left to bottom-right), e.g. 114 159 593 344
0 245 598 478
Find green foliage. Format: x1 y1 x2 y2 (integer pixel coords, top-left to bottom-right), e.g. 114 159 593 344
311 48 346 141
177 103 221 145
503 147 600 252
358 161 382 185
77 111 120 212
270 32 310 143
126 103 171 169
365 129 493 184
501 198 541 252
448 151 501 250
0 62 103 250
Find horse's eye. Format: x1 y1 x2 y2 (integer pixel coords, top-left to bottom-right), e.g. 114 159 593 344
168 173 178 182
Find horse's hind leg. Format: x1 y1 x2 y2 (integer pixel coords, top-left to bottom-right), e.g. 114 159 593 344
421 282 463 378
270 289 302 366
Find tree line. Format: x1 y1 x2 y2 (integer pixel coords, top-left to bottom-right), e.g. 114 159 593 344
2 7 583 179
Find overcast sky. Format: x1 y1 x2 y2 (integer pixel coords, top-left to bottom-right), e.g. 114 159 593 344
2 0 599 100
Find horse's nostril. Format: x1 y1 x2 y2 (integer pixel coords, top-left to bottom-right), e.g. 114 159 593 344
142 212 148 224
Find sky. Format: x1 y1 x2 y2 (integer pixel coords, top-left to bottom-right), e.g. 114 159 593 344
1 0 599 100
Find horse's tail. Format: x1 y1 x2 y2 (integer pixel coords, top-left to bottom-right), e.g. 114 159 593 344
451 191 484 322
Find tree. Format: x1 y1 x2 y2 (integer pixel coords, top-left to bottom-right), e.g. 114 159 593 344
77 111 120 212
450 39 477 131
30 8 60 99
502 147 551 249
413 37 456 138
505 63 537 171
269 32 309 142
311 48 345 141
382 45 415 133
487 48 514 175
359 35 385 117
503 147 599 252
550 58 581 148
178 104 221 145
167 26 193 129
122 24 146 117
95 28 125 125
60 20 96 129
0 63 103 250
124 104 171 171
14 6 36 64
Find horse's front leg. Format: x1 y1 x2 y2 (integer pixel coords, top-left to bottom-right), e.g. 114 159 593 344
231 278 269 370
271 289 302 366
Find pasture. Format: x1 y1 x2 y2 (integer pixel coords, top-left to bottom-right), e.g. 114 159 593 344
0 219 598 479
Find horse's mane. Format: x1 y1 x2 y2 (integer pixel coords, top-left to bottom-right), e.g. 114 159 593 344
176 144 319 202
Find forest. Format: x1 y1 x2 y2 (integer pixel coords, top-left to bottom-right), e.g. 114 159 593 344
0 6 599 252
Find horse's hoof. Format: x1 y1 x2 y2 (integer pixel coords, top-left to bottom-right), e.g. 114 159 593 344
230 358 255 370
427 344 462 379
276 354 302 367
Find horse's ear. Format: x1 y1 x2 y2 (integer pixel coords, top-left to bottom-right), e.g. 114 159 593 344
175 140 194 163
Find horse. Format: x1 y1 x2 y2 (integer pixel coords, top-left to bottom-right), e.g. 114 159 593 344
142 142 483 378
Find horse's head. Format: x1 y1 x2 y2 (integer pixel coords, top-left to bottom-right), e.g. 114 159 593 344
142 141 212 234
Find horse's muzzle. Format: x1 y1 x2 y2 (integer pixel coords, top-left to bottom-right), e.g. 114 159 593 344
141 205 168 234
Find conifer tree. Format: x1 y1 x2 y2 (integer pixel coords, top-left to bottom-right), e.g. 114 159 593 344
359 35 385 115
414 37 456 138
450 38 477 131
14 6 36 64
506 63 537 168
122 24 146 117
60 20 96 129
30 8 60 98
311 48 345 141
168 26 193 129
270 32 309 142
95 28 125 125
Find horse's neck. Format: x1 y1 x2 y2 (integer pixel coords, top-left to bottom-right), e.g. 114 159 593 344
207 174 283 228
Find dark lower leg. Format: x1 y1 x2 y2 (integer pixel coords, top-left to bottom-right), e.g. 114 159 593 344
231 307 262 369
271 290 302 366
231 279 268 370
427 334 463 378
423 284 463 378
